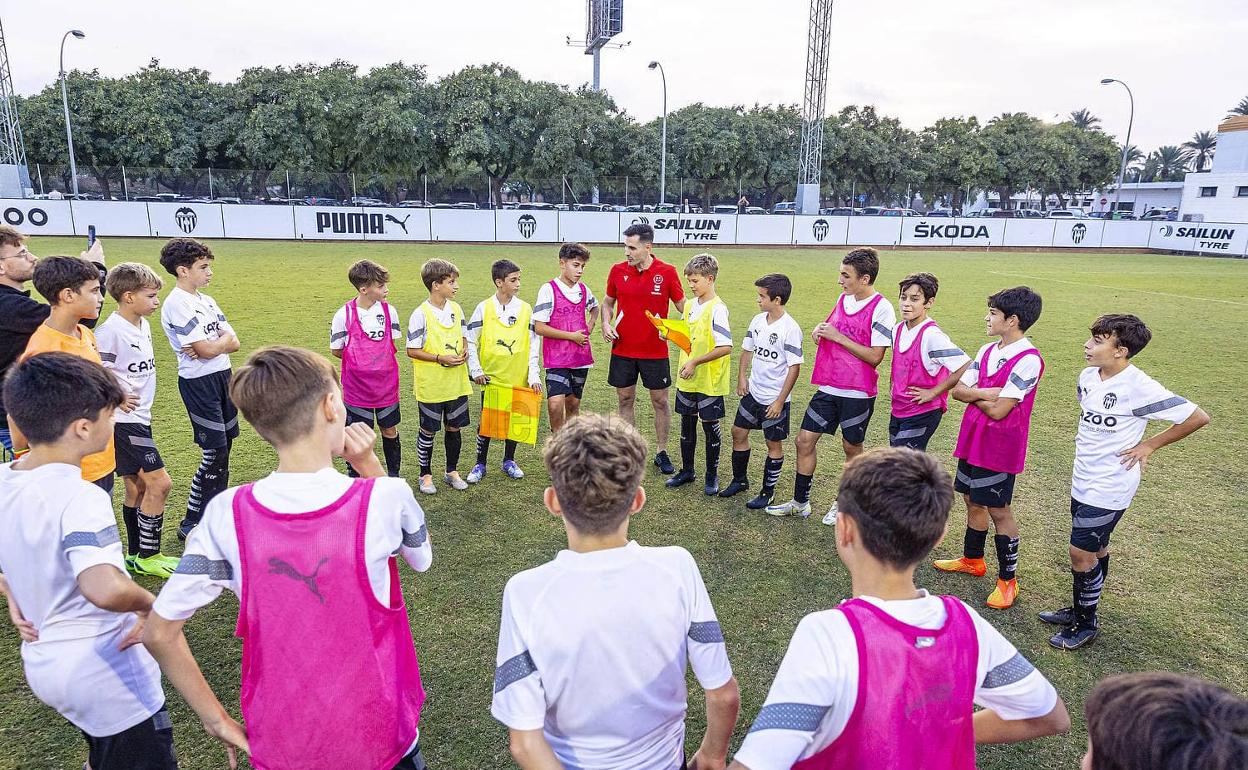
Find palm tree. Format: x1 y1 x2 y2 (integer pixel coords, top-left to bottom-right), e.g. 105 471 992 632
1069 108 1101 131
1183 131 1217 171
1152 146 1192 181
1229 96 1248 118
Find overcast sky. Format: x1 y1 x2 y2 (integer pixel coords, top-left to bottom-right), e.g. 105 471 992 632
4 0 1243 153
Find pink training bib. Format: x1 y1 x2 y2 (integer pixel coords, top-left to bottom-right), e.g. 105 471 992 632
891 321 951 418
793 596 978 770
811 293 884 395
340 300 400 408
233 478 425 770
542 279 595 369
953 345 1044 475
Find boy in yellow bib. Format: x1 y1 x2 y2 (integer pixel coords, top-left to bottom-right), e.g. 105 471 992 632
666 253 732 496
466 259 542 483
405 259 471 494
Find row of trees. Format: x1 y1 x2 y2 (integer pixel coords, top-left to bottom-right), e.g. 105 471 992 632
17 60 1238 208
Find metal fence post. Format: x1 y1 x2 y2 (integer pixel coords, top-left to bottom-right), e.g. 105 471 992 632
121 165 128 201
208 167 214 199
36 163 43 195
423 173 428 205
625 176 629 207
285 170 291 201
351 172 357 201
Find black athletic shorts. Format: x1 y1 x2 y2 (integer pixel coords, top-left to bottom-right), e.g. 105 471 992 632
608 354 672 391
1069 497 1127 553
954 458 1017 507
81 705 178 770
545 367 589 399
392 742 428 770
114 423 166 477
888 409 944 451
733 392 791 442
675 390 726 421
346 402 402 431
177 370 239 450
418 395 470 434
799 391 875 445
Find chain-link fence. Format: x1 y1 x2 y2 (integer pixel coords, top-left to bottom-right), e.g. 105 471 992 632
23 163 812 211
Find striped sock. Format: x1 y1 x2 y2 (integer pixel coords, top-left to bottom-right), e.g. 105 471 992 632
417 431 434 477
136 509 164 558
995 534 1020 580
702 421 721 477
762 456 783 495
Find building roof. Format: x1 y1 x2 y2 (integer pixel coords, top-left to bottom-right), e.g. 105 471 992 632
1218 116 1248 133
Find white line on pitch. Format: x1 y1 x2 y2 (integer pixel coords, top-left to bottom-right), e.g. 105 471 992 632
987 271 1248 307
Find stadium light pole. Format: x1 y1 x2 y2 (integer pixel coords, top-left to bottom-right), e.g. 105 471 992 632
649 61 667 206
59 29 85 198
1101 77 1133 217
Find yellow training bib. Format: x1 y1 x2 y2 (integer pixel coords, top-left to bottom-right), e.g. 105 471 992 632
677 296 731 396
480 299 532 387
413 301 471 403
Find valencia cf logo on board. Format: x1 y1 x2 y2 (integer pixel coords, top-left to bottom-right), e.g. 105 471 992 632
175 207 197 234
1103 393 1117 409
517 214 537 239
812 218 829 242
1071 223 1087 244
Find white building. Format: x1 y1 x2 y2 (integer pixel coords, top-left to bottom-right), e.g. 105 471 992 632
1179 116 1248 223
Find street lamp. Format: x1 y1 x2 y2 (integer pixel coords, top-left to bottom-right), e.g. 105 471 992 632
60 29 85 198
648 61 667 206
1101 77 1134 217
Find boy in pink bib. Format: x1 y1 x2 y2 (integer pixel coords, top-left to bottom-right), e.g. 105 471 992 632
145 347 432 770
935 287 1044 611
533 243 600 433
330 260 403 478
731 448 1069 770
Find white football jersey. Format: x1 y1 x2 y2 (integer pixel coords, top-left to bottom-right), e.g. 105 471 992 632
160 287 233 378
95 313 158 425
742 312 804 404
1072 365 1196 510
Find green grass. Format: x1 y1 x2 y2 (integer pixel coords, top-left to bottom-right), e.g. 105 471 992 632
2 238 1245 770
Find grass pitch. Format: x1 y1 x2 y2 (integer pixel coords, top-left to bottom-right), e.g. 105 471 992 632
2 238 1245 770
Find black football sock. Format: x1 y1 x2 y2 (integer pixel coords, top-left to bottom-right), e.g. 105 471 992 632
995 534 1020 580
121 504 140 556
702 421 721 477
417 431 434 477
382 435 401 477
136 509 164 558
731 449 750 483
679 414 697 472
762 456 784 495
475 434 490 466
794 472 813 504
444 431 462 472
963 526 988 560
504 439 518 463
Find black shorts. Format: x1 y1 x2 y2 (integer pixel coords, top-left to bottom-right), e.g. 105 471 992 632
114 423 166 477
954 459 1017 507
418 395 470 433
82 705 178 770
800 391 875 445
1069 498 1127 553
346 402 402 431
545 367 589 399
608 354 672 391
177 370 239 450
888 409 944 451
674 390 725 421
392 742 428 770
733 393 791 441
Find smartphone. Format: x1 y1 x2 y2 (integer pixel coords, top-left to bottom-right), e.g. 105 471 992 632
86 225 96 248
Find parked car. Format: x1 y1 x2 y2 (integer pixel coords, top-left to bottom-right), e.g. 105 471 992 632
744 206 768 215
1140 209 1176 221
451 202 480 210
395 199 431 208
924 209 953 218
572 203 611 212
655 203 679 213
981 208 1012 218
1047 209 1086 219
859 206 884 216
518 202 558 211
624 204 655 213
209 197 242 205
771 201 797 214
880 208 919 217
820 207 855 216
1018 209 1045 219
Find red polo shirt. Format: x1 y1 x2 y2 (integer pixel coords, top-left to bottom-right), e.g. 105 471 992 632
605 255 684 359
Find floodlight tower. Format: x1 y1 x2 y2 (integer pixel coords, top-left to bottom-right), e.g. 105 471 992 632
0 17 31 197
796 0 834 214
584 0 624 91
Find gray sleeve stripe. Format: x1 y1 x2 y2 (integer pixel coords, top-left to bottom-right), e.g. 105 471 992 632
329 331 348 342
872 321 892 338
99 351 118 362
748 702 830 734
175 554 234 580
466 320 483 330
62 525 120 550
493 650 537 693
968 361 980 370
1132 396 1189 417
401 524 428 548
533 302 553 313
167 317 198 336
929 347 965 359
390 322 401 331
784 344 802 356
712 323 731 340
407 330 425 344
1008 373 1037 391
983 651 1036 689
688 620 724 643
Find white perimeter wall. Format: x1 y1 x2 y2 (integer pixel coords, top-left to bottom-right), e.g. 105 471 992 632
3 200 1244 256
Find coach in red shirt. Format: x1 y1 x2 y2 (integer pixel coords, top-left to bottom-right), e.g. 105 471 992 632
602 222 686 474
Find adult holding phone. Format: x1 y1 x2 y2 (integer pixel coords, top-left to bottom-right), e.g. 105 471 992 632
0 224 106 459
601 222 686 474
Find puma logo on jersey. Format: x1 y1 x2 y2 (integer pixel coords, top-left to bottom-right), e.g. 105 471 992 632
495 339 516 354
268 557 329 604
129 342 142 351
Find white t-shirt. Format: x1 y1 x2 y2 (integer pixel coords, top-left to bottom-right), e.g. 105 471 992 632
152 469 432 620
687 296 732 348
95 313 158 425
533 279 599 371
466 295 540 385
1072 364 1197 510
0 462 164 736
742 312 804 404
405 299 465 351
491 542 734 770
960 338 1042 401
894 319 971 377
732 591 1058 770
818 293 896 400
329 300 402 350
160 287 233 379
